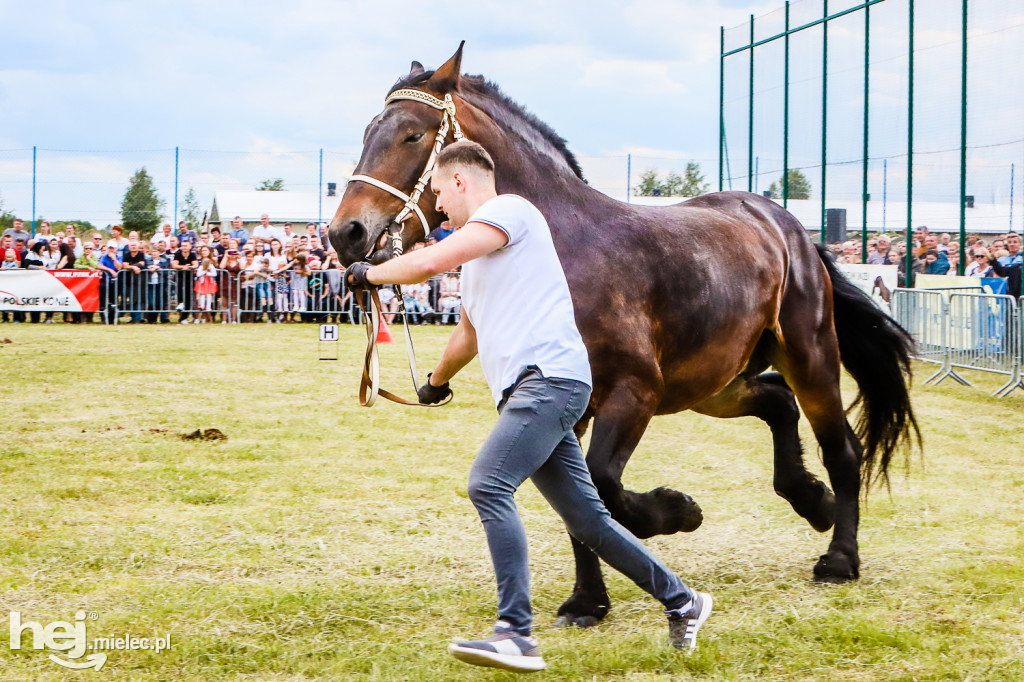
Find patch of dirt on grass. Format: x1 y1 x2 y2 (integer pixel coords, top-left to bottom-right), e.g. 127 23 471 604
181 428 227 441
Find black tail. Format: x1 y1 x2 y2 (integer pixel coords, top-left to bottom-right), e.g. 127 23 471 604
816 245 921 490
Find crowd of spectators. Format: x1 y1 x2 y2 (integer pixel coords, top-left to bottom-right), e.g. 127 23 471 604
0 214 464 325
826 226 1023 294
4 216 1019 323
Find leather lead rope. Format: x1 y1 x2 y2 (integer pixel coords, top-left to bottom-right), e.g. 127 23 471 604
356 286 452 408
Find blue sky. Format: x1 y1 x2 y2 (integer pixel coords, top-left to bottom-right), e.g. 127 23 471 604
1 0 776 154
0 0 780 223
2 0 1020 227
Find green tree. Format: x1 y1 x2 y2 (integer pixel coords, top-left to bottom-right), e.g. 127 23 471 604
180 187 201 230
768 169 812 200
679 162 709 197
0 194 15 232
633 169 662 197
50 219 99 234
634 163 709 198
256 178 285 191
120 167 164 237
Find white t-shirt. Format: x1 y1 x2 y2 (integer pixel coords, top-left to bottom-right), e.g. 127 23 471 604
267 254 288 273
252 224 277 243
462 194 591 405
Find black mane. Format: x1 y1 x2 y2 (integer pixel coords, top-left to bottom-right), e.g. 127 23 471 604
389 71 585 181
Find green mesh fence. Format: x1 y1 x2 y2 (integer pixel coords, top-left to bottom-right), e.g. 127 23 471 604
721 0 1024 254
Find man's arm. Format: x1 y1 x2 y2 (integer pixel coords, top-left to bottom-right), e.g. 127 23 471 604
361 222 508 286
430 313 478 386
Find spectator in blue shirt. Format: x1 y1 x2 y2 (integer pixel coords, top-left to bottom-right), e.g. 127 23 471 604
175 221 199 247
427 220 456 242
98 244 121 324
228 216 249 246
923 249 949 275
990 232 1022 296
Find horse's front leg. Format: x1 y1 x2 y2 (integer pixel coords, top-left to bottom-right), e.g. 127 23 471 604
556 377 702 627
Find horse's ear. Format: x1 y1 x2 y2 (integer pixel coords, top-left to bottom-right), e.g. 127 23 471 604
429 41 464 92
408 60 425 77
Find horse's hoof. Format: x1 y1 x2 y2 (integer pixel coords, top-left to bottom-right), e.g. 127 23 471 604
813 551 859 583
556 592 609 628
555 614 602 629
649 487 703 534
778 478 836 533
806 486 836 533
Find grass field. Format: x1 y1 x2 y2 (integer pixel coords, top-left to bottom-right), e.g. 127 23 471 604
0 323 1022 681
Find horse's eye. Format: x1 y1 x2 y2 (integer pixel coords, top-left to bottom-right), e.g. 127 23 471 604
405 132 424 144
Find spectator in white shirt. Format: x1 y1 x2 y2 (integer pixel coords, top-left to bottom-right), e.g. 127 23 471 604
252 214 277 241
152 224 174 249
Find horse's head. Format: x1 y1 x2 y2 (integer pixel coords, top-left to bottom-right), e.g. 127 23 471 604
328 44 466 266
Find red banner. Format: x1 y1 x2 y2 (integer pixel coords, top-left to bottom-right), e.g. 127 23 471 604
0 270 100 311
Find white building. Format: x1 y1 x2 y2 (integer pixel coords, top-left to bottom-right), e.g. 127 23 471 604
209 190 342 231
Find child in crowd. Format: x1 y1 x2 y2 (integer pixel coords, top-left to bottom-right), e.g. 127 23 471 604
268 240 290 323
195 257 219 324
147 243 171 324
288 253 310 321
254 257 274 321
219 248 243 324
1 250 19 323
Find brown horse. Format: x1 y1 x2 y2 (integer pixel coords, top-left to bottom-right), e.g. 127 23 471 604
329 45 919 627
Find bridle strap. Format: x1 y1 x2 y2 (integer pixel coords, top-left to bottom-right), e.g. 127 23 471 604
347 90 466 241
347 174 430 238
350 88 467 409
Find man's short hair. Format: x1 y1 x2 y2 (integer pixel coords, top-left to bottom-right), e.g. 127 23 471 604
437 140 495 175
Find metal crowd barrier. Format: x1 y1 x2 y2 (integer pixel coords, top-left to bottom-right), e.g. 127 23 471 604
892 288 1023 397
98 268 463 327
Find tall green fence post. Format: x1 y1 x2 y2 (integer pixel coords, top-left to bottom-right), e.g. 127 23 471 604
958 0 968 274
821 0 828 245
783 1 790 208
719 26 725 192
748 15 755 193
905 0 914 287
862 3 871 261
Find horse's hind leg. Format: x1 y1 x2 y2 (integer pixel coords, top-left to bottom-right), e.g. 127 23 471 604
772 333 864 582
693 372 836 532
556 376 702 627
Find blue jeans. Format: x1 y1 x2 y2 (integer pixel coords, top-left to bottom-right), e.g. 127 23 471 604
467 367 692 635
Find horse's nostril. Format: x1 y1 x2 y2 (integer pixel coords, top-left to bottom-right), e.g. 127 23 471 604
347 220 366 244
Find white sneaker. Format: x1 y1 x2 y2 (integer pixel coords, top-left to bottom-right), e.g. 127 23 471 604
666 591 713 652
449 624 545 673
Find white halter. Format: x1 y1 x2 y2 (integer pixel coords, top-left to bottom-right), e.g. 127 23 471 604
348 88 466 408
348 89 466 257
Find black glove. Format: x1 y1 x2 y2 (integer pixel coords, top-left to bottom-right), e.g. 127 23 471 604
418 373 452 404
346 261 372 288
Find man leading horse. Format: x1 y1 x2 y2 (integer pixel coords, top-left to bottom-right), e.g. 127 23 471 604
345 140 713 673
